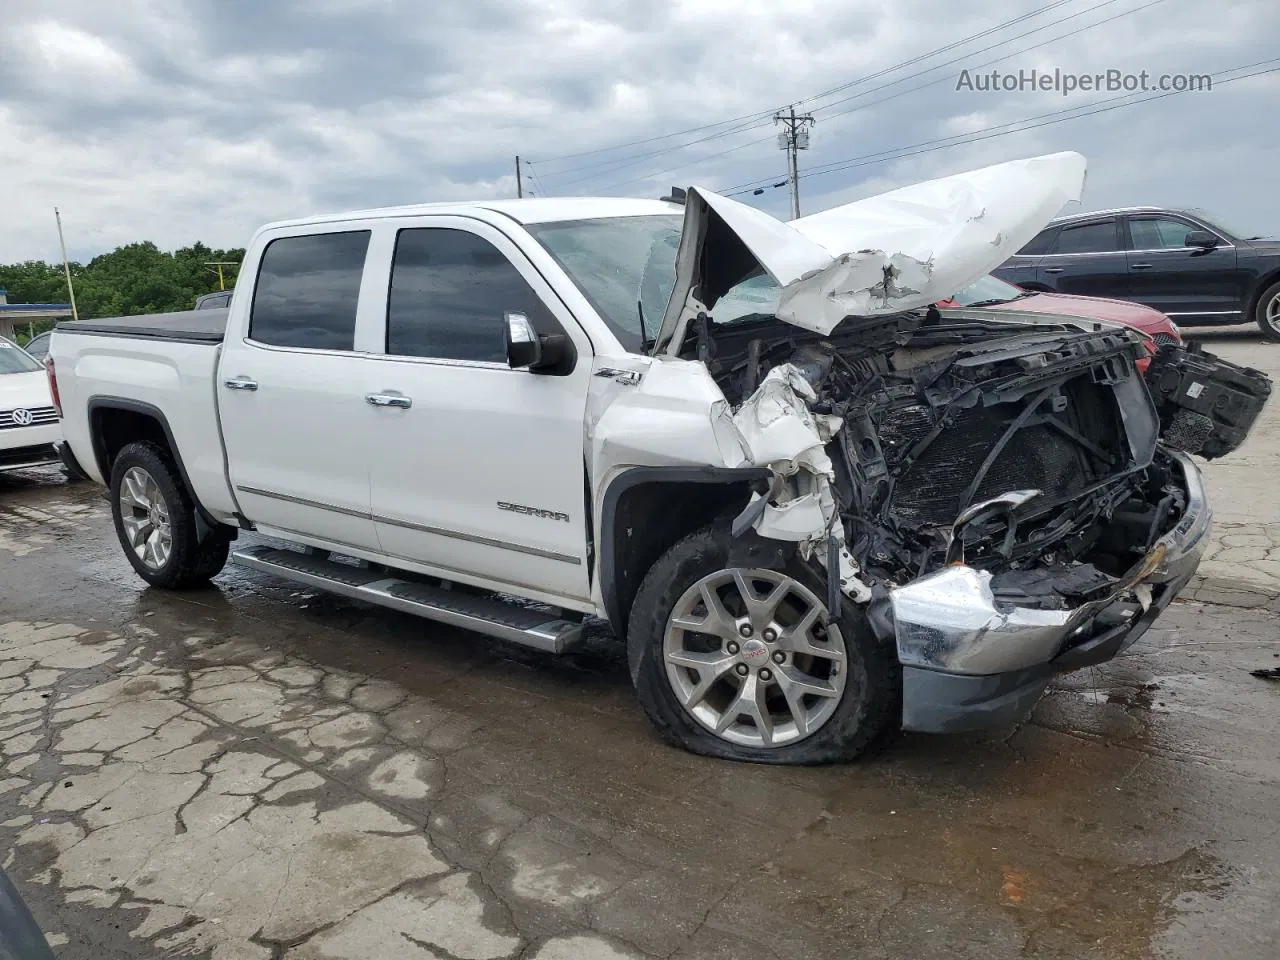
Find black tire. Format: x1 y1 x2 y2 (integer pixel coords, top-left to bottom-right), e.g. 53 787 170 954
109 441 231 589
1254 280 1280 342
626 524 901 764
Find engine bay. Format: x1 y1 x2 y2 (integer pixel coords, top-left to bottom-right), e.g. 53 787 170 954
685 307 1205 602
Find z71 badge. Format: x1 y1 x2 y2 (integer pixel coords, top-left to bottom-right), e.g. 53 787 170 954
497 501 570 523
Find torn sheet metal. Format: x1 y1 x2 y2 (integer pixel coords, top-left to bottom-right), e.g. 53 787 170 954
655 152 1087 352
779 151 1088 333
730 364 840 472
730 365 872 603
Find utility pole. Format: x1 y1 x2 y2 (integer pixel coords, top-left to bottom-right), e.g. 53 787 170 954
515 155 523 198
773 106 815 220
53 207 79 322
204 261 238 290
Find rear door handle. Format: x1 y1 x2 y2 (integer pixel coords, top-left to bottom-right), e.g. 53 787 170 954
223 377 259 391
1044 267 1065 274
366 393 412 409
1130 263 1153 270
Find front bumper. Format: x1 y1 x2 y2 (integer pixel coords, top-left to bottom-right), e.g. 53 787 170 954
889 449 1210 733
0 422 63 472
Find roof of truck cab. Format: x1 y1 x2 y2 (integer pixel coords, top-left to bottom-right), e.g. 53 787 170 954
259 197 683 232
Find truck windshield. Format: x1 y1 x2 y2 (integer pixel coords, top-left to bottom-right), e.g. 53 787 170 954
527 215 684 352
0 339 43 374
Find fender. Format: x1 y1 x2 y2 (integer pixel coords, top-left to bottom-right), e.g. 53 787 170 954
597 465 768 636
86 396 239 536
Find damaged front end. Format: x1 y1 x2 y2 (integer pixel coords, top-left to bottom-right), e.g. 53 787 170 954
649 153 1272 735
694 308 1260 733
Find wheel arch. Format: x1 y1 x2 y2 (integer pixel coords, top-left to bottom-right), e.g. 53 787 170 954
88 397 219 529
597 466 768 640
1244 268 1280 321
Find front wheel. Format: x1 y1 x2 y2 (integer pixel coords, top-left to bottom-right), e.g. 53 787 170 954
626 525 901 764
1255 280 1280 342
109 442 231 589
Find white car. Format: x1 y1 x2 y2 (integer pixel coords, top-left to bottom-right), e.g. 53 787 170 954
0 337 61 472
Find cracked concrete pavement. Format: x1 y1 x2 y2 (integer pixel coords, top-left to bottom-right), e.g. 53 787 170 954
0 331 1277 959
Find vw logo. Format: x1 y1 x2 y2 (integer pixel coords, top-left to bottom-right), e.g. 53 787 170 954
10 409 33 426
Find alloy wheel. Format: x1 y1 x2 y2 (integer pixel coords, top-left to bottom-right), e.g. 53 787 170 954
118 466 173 571
1267 292 1280 335
662 568 846 748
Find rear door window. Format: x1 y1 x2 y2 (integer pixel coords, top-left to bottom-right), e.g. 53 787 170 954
1050 220 1120 255
250 231 370 350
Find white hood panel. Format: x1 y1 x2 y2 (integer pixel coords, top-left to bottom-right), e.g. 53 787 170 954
780 151 1088 332
659 151 1087 347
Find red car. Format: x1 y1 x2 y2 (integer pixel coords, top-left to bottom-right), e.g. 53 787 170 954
938 274 1183 362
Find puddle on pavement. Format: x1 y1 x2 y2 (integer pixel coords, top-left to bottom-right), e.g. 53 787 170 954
2 467 1276 959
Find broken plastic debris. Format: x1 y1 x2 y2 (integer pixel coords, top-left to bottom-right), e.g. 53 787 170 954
751 492 828 542
730 364 838 470
730 364 871 602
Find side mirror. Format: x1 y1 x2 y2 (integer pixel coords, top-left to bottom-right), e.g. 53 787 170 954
1184 230 1218 249
504 312 542 369
504 312 571 372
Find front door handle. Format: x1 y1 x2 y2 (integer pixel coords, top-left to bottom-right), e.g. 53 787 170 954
1130 263 1153 270
223 377 259 391
1044 267 1065 274
366 393 412 409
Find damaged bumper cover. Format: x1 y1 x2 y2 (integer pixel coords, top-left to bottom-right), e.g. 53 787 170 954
882 449 1210 734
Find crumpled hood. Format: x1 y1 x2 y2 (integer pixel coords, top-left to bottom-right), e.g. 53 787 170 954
655 151 1087 354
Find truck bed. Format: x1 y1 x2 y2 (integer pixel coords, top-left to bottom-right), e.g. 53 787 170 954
51 312 239 521
57 309 227 344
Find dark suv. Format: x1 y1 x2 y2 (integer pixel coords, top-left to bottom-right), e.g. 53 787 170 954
993 206 1280 341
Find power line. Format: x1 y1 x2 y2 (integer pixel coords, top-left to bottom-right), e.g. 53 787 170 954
793 0 1082 110
536 0 1138 186
529 110 778 168
524 161 549 198
548 114 778 187
774 58 1280 187
719 0 1171 194
694 0 1177 197
724 58 1280 197
588 0 1170 193
532 0 1086 169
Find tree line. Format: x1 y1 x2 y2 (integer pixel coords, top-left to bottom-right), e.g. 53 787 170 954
0 241 244 341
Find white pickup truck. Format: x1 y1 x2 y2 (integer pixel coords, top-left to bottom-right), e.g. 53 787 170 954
50 153 1270 764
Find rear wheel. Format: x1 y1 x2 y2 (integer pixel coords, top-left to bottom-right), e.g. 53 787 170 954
626 525 900 764
109 442 231 588
1255 280 1280 342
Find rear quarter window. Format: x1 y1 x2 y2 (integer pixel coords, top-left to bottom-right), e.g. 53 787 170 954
1016 228 1058 256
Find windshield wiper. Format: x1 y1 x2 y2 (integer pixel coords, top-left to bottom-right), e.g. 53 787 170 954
962 298 1015 308
636 299 652 349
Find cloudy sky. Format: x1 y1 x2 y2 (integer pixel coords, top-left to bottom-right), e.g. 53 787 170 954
1 0 1276 263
